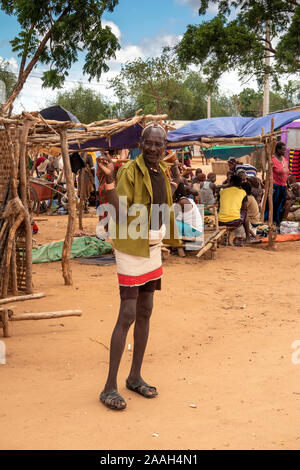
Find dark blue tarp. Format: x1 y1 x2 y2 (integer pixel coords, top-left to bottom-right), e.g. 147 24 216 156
70 124 143 150
167 112 300 142
40 105 80 123
40 105 144 149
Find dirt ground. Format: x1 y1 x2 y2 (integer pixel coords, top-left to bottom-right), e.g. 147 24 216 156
1 188 300 450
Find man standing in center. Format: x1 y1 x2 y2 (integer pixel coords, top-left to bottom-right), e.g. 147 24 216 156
98 123 180 410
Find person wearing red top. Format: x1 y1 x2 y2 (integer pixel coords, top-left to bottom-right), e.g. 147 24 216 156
265 141 289 225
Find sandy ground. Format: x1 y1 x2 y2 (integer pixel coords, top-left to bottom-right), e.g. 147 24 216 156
1 176 300 450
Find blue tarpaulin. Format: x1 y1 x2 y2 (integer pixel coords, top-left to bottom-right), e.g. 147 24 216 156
167 112 300 143
70 123 144 150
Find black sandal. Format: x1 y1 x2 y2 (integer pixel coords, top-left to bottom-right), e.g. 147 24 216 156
99 390 127 410
126 379 158 398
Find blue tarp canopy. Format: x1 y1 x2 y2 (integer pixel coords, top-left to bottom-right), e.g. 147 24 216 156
167 111 300 143
70 123 143 150
40 105 80 123
40 105 144 150
204 145 263 160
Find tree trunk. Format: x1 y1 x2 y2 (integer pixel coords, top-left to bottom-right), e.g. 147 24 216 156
59 129 76 286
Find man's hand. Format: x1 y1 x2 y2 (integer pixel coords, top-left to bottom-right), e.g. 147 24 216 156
97 156 115 183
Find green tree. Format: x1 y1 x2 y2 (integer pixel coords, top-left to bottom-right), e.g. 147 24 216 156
232 88 263 116
48 84 112 123
232 85 299 116
0 0 120 113
109 49 195 119
176 1 300 88
0 59 17 99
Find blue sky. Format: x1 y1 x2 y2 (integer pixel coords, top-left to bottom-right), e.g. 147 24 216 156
0 0 248 112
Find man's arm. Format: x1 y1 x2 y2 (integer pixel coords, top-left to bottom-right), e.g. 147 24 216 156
97 157 131 223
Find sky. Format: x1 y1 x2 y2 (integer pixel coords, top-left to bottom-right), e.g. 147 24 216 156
0 0 257 113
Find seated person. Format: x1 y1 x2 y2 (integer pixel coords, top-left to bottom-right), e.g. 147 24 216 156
199 172 217 206
228 157 258 178
173 183 203 236
284 178 300 220
218 174 251 242
192 173 206 204
191 168 203 184
241 182 261 234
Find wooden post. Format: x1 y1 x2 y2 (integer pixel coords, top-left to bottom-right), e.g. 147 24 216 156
78 166 85 231
10 310 82 321
1 309 11 337
267 118 275 249
0 292 45 305
10 238 18 296
19 120 33 293
1 213 25 298
59 129 76 285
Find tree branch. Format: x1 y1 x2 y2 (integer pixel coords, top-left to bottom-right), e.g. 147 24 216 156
3 5 71 115
18 22 36 81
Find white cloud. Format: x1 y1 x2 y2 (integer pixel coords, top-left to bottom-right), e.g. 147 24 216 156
218 71 258 95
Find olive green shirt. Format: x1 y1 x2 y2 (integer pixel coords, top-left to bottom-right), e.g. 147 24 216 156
110 154 180 257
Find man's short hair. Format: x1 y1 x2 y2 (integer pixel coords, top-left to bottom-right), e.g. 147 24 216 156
230 174 243 187
241 181 252 195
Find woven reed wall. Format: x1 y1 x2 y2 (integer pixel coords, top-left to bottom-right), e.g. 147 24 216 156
0 129 12 206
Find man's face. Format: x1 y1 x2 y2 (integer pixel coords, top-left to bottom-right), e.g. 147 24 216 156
140 127 166 166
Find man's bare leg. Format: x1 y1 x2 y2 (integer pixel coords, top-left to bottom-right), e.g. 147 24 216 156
127 291 157 397
101 298 137 408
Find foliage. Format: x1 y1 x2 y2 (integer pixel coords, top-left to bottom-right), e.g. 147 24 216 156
0 59 17 98
48 83 113 123
0 0 120 111
232 83 300 116
109 50 238 120
176 0 300 87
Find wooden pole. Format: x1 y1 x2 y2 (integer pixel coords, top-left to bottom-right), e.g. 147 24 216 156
10 310 82 321
19 120 33 293
263 21 270 116
1 309 11 337
0 292 45 305
10 238 18 296
78 166 85 231
59 129 76 285
1 213 25 298
267 118 275 249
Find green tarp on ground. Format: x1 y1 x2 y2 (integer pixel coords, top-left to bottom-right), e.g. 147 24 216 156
32 236 112 264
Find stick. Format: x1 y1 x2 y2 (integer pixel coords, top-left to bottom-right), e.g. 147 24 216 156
59 129 76 285
10 310 82 321
1 213 25 298
10 238 18 296
78 166 85 231
19 120 33 293
196 242 213 258
0 292 46 305
1 309 11 337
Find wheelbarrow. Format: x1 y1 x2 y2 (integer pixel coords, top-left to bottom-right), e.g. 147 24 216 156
29 178 54 216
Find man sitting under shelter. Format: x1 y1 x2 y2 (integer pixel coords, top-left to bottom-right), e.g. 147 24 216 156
218 174 251 242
